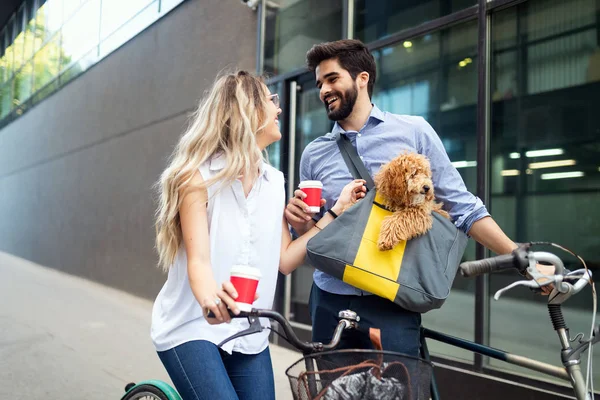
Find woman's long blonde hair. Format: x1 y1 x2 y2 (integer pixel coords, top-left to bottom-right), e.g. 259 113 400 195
155 70 270 271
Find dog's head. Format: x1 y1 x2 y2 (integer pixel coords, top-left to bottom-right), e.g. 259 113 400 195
375 152 435 209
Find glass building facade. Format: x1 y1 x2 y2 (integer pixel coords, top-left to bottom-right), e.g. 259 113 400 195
0 0 185 127
264 0 600 389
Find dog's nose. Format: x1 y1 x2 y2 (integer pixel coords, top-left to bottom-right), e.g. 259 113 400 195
423 185 430 193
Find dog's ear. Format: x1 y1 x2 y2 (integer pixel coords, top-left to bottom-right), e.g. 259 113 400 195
414 153 433 176
376 158 409 207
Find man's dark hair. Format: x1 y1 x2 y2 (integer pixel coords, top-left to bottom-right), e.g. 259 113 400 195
306 39 377 98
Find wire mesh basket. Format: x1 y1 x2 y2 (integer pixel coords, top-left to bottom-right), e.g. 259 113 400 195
286 349 432 400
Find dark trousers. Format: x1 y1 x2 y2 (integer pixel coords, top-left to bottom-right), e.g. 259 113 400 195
309 283 422 356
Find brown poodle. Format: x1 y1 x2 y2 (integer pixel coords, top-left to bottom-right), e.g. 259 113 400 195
375 152 450 251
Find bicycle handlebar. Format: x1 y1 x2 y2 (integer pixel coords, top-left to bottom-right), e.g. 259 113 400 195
459 243 591 302
207 309 360 353
459 253 522 277
460 244 531 277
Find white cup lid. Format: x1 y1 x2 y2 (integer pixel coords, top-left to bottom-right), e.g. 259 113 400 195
299 180 323 189
230 265 261 278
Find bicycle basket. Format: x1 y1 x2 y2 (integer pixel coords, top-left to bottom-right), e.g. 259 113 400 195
285 349 432 400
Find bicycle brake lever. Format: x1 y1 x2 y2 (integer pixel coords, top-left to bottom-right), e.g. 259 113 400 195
494 279 543 300
525 259 570 293
216 315 264 348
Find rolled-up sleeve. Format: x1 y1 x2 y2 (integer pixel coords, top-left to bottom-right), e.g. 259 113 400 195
415 117 490 234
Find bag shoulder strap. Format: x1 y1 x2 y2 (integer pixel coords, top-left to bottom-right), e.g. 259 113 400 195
336 133 375 190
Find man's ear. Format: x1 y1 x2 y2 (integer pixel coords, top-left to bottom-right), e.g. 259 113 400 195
357 71 370 90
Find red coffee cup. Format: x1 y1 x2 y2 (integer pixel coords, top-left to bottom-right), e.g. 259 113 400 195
298 180 323 213
230 265 261 311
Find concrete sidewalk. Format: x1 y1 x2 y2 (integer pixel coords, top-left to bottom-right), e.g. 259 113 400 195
0 251 300 400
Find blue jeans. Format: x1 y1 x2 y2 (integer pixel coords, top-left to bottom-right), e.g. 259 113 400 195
157 340 275 400
309 283 422 356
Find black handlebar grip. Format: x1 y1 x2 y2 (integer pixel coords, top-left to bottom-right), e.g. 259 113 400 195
207 309 237 318
459 253 516 277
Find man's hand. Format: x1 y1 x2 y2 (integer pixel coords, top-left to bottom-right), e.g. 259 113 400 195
284 189 326 235
528 263 556 295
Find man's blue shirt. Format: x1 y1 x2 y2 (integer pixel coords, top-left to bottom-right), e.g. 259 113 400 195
300 104 489 295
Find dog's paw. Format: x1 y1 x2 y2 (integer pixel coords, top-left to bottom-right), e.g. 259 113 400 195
432 203 450 219
378 237 394 251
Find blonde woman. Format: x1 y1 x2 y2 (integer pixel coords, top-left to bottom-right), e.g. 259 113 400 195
151 71 365 400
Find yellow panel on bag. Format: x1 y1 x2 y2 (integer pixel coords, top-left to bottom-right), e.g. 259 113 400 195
343 265 399 301
342 201 407 300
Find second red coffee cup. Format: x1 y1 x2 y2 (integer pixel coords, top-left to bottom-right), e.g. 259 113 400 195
230 265 261 312
299 180 323 213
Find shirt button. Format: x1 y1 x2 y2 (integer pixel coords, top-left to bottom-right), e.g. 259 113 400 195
358 133 362 137
360 156 364 160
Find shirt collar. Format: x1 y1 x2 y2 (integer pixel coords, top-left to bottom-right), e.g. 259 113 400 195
331 104 385 136
208 152 271 181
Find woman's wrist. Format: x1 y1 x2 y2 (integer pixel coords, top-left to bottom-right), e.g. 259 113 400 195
330 203 343 216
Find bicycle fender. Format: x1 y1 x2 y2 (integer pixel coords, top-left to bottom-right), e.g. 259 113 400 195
122 380 182 400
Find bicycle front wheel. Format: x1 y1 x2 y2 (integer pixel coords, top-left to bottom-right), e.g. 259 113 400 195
121 383 174 400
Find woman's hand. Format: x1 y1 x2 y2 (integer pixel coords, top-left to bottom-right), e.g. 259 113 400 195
199 280 241 324
331 179 367 215
200 281 261 324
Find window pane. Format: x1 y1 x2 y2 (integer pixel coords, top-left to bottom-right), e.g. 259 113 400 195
373 21 478 362
266 81 285 170
13 7 27 69
33 33 61 91
354 0 475 43
0 83 13 118
264 0 343 75
23 2 36 64
0 35 11 84
63 0 85 22
489 0 600 382
14 61 33 105
99 1 158 58
4 18 16 79
288 78 334 325
59 47 96 86
36 0 64 46
100 0 155 41
60 0 100 71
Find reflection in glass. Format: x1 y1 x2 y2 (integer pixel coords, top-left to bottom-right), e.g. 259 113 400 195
99 2 159 59
489 0 600 382
373 21 478 362
266 82 284 170
36 0 64 46
288 80 333 324
63 0 85 23
59 47 95 86
354 0 475 43
14 61 33 105
33 34 62 92
264 0 343 75
0 84 12 118
60 0 100 71
23 3 36 65
100 0 154 40
0 0 185 126
13 7 26 69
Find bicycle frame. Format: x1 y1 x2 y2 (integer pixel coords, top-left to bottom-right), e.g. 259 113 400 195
419 326 595 400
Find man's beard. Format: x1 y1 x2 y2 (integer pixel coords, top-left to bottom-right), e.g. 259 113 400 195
325 84 358 121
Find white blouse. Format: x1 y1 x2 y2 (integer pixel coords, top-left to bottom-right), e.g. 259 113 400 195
151 153 285 354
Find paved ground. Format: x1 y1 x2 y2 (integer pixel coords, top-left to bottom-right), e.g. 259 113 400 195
0 251 300 400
